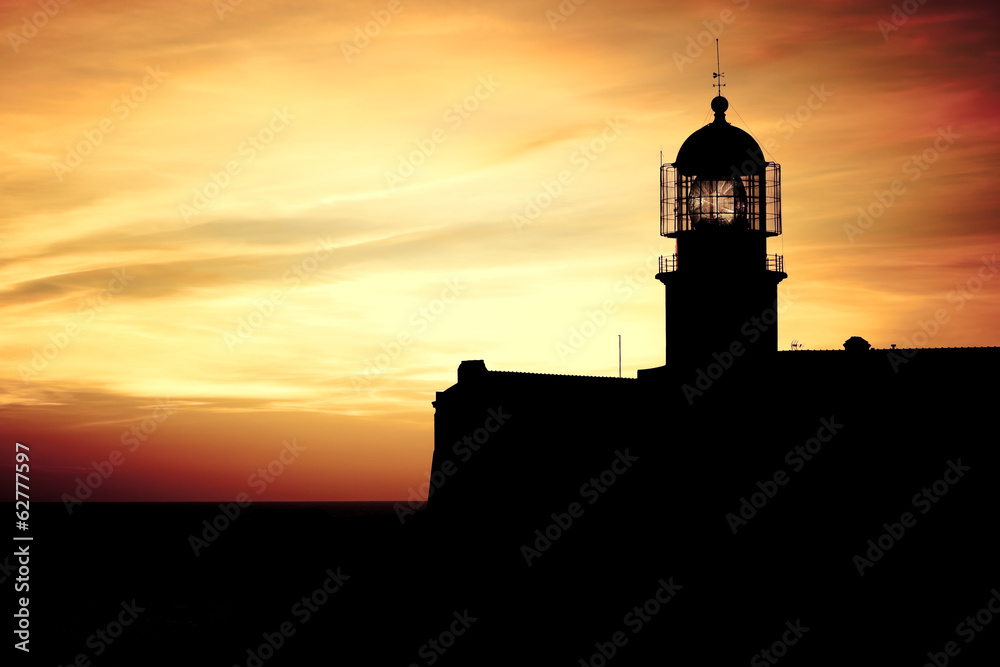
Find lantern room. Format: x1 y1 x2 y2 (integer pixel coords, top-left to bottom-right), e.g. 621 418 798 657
661 96 781 237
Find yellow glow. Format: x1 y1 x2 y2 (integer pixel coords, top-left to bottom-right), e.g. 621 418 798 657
1 0 998 500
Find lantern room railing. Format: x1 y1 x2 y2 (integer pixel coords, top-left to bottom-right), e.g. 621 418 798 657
658 253 784 274
661 162 781 237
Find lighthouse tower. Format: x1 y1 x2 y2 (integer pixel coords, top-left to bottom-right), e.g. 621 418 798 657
657 92 786 370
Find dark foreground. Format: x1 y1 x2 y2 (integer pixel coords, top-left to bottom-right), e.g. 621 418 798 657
11 501 442 666
8 489 1000 666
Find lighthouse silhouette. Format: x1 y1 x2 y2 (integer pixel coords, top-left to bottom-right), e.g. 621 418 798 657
411 80 1000 667
658 93 786 370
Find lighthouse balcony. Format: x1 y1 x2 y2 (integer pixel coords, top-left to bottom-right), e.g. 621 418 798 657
658 253 784 274
659 254 679 273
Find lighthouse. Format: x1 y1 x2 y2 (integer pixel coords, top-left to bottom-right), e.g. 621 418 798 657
657 92 786 370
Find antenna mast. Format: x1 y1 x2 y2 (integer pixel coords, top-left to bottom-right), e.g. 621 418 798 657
713 39 725 96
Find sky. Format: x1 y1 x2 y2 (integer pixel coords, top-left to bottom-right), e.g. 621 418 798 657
1 0 998 502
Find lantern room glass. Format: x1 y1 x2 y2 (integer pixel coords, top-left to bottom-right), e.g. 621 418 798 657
688 177 748 228
661 163 782 237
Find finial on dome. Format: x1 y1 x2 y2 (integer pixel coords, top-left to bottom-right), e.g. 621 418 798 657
711 95 729 124
711 39 728 123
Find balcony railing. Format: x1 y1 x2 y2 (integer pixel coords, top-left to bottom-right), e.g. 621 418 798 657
659 254 679 273
658 253 785 273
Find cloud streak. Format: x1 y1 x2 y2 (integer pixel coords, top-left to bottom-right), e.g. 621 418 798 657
2 0 998 500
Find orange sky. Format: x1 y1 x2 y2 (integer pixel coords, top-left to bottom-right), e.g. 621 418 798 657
2 0 998 501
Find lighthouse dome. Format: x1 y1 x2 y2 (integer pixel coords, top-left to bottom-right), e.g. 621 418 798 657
675 97 765 179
